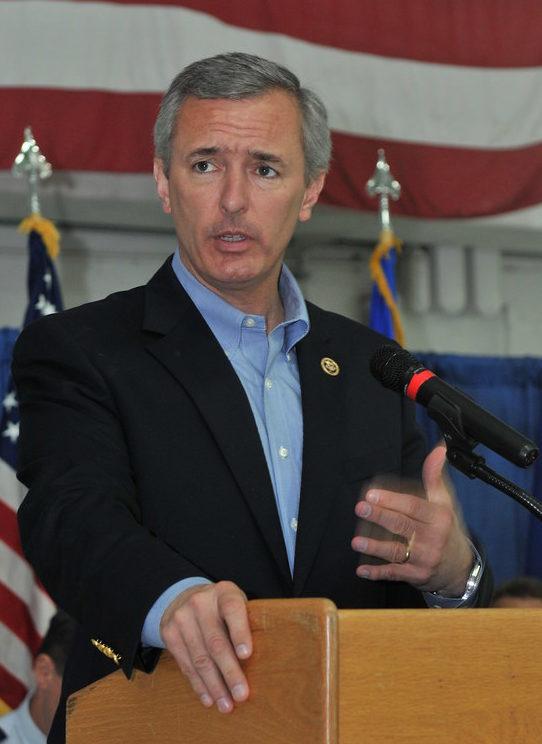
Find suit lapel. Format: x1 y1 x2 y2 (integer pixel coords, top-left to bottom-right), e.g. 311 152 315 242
142 260 292 587
293 304 345 594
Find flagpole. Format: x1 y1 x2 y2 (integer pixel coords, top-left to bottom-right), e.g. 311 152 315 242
366 148 401 231
366 150 405 347
0 130 60 712
11 128 61 260
12 127 52 216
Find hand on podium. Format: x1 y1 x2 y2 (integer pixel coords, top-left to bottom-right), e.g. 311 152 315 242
160 581 252 714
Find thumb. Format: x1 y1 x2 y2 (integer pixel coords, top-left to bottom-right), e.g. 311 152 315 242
422 442 451 504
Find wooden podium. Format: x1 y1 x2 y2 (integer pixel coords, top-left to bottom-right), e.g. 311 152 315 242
66 599 542 743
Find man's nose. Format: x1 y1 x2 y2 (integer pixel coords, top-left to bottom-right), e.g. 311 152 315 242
219 168 248 216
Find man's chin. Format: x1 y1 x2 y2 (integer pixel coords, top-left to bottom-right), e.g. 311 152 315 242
211 272 264 292
205 265 278 297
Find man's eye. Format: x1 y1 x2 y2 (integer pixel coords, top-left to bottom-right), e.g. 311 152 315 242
257 165 278 178
193 161 215 173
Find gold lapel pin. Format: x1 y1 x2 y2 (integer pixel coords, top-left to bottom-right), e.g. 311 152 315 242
91 638 122 666
321 357 340 376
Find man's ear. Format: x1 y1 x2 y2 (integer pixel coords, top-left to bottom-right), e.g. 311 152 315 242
298 171 326 223
153 158 171 214
33 654 56 691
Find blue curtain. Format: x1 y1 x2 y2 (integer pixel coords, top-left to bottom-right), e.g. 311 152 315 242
0 328 19 401
415 353 542 587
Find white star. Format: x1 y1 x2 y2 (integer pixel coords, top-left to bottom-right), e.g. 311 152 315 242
35 294 57 316
3 391 17 412
43 271 52 289
2 420 19 444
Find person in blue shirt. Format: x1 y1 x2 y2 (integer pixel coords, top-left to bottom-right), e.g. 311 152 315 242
0 612 76 744
14 53 491 742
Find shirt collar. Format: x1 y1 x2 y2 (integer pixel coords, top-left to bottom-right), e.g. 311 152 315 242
171 250 309 353
16 693 47 744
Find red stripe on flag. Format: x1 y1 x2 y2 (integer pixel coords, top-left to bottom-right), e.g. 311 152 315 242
0 500 24 558
2 88 542 219
0 88 158 174
0 583 43 654
326 133 542 219
0 664 27 710
72 0 542 67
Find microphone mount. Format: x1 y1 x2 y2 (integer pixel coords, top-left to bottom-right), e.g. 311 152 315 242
427 394 542 522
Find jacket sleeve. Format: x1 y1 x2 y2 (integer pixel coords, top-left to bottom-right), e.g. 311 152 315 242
13 315 210 678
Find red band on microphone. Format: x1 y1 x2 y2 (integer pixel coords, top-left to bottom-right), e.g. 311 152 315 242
405 369 435 400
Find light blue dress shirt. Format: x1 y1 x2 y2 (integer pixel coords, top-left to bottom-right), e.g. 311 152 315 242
142 251 310 646
0 693 46 744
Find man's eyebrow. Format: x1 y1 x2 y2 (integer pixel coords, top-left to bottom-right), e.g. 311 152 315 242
187 147 219 159
250 151 283 163
186 147 284 163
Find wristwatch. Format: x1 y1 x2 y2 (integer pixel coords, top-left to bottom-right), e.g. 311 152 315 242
428 541 484 608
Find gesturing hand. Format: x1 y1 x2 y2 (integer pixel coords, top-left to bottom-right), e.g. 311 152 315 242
351 444 473 596
160 580 252 713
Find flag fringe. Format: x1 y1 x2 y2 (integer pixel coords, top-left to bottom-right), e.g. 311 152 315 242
18 215 60 260
369 228 405 347
0 697 12 715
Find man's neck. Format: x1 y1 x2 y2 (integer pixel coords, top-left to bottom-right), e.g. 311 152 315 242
178 253 285 332
214 287 285 332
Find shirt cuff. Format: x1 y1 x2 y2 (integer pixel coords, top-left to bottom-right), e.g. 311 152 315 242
141 577 212 647
423 540 485 609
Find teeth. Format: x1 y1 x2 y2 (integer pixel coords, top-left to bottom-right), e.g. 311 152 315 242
220 234 245 242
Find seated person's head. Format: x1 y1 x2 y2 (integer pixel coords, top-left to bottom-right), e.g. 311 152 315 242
31 610 77 734
491 576 542 608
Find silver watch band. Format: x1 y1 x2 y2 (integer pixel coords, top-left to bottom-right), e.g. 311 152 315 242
428 541 484 608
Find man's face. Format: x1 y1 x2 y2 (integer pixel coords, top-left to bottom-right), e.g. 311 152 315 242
154 89 325 305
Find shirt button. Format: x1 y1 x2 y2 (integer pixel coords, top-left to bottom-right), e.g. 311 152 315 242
279 446 289 459
290 518 298 532
286 353 291 361
265 378 273 390
244 317 256 327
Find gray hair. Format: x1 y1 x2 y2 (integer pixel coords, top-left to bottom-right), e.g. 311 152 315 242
154 52 331 184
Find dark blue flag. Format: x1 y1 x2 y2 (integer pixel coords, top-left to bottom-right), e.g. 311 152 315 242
1 228 63 468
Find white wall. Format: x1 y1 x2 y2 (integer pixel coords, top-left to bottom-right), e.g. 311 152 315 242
1 222 541 357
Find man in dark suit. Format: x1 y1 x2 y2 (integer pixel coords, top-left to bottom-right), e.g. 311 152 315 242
13 53 491 740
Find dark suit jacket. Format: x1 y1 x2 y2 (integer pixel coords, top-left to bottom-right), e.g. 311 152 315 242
13 257 491 741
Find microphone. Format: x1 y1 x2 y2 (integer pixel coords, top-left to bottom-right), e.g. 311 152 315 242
370 345 539 468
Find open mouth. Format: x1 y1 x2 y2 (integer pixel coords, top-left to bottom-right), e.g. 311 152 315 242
215 231 252 246
219 234 246 242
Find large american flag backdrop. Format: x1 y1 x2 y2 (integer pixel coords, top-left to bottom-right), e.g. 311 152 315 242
1 0 542 711
1 1 542 225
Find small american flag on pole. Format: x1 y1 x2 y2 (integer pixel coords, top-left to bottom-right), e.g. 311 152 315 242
0 217 63 712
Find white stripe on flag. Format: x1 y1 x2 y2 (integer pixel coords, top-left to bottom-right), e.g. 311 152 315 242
1 1 542 149
0 622 34 689
467 202 542 229
0 457 26 513
0 541 55 637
